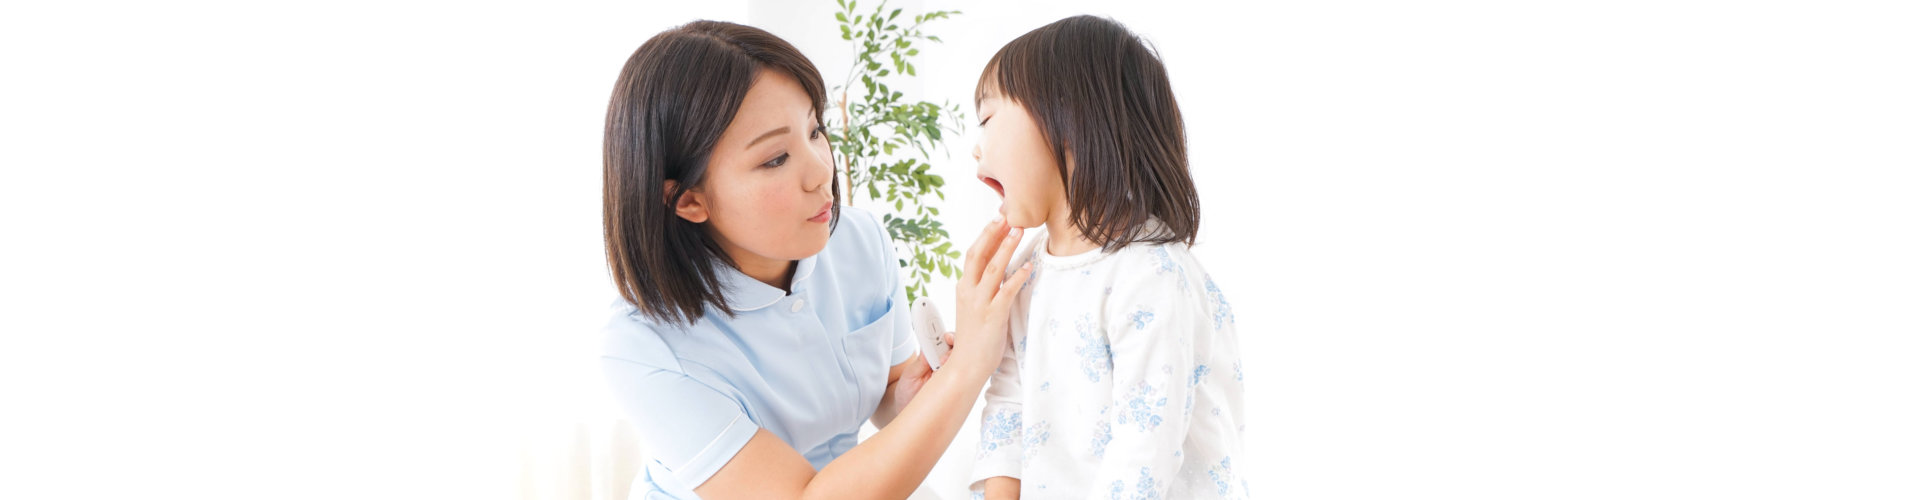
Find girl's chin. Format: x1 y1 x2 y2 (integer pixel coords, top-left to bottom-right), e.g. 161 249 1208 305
1001 209 1042 229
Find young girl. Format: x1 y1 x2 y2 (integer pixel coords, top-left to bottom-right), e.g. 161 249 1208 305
967 16 1248 500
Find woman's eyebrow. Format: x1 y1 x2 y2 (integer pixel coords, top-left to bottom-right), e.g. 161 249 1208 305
745 126 790 149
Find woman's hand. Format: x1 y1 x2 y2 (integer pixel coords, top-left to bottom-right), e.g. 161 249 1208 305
726 218 1030 500
874 345 937 428
951 217 1032 368
878 218 1029 424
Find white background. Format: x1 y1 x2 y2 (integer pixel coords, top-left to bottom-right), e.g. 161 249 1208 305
2 0 1916 498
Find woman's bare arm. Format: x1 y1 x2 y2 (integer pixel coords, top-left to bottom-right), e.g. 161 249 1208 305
693 220 1032 500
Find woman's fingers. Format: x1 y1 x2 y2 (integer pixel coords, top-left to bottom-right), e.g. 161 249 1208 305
979 226 1024 291
961 218 1006 286
990 262 1035 313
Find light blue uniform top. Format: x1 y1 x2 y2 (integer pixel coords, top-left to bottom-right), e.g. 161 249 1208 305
601 207 916 499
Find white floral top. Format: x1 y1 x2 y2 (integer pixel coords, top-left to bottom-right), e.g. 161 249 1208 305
969 224 1249 499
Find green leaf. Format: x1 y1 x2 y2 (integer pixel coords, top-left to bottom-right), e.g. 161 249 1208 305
831 3 962 291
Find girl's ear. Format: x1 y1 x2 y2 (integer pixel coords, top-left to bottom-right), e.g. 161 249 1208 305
663 180 710 223
1060 140 1076 178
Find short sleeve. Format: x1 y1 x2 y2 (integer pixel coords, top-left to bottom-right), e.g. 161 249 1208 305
885 285 917 366
602 356 760 489
866 209 917 366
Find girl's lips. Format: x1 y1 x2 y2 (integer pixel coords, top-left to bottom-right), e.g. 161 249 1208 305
807 201 833 223
979 175 1005 198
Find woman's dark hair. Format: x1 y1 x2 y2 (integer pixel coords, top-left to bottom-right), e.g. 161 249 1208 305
604 21 838 325
977 15 1199 250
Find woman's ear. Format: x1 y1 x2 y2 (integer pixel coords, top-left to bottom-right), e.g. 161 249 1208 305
663 180 710 223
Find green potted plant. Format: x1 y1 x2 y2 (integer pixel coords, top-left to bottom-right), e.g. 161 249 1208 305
827 0 967 301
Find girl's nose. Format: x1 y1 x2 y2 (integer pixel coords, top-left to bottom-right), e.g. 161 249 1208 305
971 143 982 163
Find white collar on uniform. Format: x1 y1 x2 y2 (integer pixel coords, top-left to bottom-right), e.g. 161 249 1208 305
717 254 819 312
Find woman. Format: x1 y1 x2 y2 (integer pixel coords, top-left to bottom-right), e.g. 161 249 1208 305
599 21 1034 499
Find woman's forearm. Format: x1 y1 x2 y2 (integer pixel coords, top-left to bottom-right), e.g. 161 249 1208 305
871 393 903 429
871 374 909 428
799 343 999 500
793 221 1029 500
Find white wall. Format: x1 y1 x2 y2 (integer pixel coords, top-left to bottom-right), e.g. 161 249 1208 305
2 0 1915 499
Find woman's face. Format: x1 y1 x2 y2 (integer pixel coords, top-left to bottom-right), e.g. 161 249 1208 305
972 87 1068 230
674 70 836 275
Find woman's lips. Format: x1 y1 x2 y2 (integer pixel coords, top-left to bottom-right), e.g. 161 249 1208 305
807 201 833 223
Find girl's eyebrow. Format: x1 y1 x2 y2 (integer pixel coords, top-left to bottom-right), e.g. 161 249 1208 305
744 126 790 149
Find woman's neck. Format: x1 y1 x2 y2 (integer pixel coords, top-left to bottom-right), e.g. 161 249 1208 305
709 229 797 293
726 248 797 293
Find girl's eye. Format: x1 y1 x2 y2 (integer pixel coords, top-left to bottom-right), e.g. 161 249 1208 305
763 152 790 168
979 116 992 126
810 125 828 140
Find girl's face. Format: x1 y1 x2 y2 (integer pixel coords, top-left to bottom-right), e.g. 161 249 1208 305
972 89 1068 230
672 70 837 277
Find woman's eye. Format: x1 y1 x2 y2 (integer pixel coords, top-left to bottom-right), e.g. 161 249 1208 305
979 116 992 126
763 152 790 168
810 125 827 140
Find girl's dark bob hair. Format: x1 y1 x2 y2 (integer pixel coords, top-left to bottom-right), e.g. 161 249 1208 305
977 15 1200 250
603 21 839 326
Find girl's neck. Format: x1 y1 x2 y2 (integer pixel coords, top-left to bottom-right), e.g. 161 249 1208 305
1043 206 1101 256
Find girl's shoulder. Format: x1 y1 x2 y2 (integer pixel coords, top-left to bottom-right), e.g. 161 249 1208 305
1110 238 1201 275
1101 239 1210 302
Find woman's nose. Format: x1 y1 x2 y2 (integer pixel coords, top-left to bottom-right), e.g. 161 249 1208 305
806 144 834 193
971 143 982 163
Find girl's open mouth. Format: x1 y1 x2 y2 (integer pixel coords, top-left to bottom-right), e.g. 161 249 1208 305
979 174 1005 198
